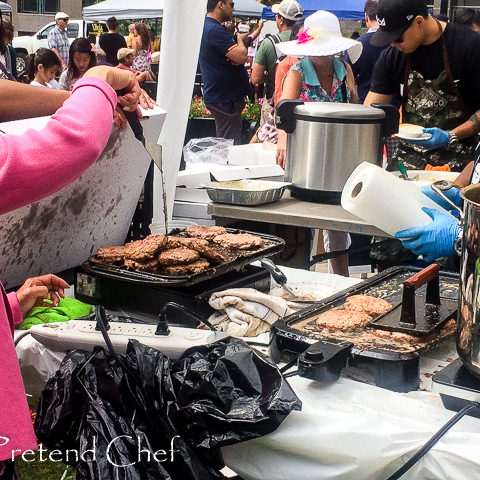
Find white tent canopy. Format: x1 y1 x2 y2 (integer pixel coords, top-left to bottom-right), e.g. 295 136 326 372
82 0 164 21
82 0 263 20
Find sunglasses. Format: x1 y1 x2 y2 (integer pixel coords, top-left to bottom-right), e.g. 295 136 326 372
59 18 69 22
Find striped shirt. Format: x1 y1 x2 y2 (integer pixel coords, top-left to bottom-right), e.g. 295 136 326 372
47 25 69 64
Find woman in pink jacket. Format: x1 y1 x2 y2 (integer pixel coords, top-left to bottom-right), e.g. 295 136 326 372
0 65 144 478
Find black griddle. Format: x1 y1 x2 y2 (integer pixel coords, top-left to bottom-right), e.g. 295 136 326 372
82 228 284 287
271 266 459 392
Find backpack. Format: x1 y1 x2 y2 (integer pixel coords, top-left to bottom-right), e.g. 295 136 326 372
263 33 287 101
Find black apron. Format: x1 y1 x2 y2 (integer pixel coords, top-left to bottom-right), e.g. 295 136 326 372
391 20 476 172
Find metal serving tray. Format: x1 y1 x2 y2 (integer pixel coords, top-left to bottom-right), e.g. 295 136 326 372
81 228 284 287
202 180 291 206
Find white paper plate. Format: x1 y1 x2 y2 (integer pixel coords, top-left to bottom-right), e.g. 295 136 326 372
395 132 432 141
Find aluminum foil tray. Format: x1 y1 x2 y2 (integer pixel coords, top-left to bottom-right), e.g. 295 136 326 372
203 180 291 206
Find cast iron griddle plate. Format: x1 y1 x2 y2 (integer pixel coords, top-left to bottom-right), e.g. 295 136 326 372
82 228 284 287
279 266 458 357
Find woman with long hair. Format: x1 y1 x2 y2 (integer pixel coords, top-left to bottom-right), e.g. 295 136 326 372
131 22 153 73
59 37 96 91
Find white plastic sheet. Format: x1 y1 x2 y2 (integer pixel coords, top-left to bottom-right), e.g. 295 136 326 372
222 374 480 480
152 0 208 232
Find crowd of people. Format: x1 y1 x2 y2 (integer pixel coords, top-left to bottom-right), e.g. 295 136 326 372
199 0 480 275
0 12 159 92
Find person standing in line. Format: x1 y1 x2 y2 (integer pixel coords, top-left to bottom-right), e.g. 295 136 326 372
199 0 251 144
99 16 127 67
59 38 96 91
3 21 17 80
116 47 152 83
131 23 153 73
47 12 70 71
251 0 303 127
126 23 135 48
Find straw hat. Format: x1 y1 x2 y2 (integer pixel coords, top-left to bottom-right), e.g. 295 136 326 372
275 10 363 63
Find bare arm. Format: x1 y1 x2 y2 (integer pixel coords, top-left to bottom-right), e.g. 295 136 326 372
51 47 67 70
451 110 480 141
0 81 70 122
364 91 394 106
225 42 248 65
251 62 266 85
345 63 357 105
250 21 264 42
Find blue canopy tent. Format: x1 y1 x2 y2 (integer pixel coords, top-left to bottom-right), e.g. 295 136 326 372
262 0 365 20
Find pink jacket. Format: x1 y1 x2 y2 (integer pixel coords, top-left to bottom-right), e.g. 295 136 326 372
0 77 116 461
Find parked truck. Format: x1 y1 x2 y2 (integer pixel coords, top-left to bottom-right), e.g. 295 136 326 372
12 20 107 77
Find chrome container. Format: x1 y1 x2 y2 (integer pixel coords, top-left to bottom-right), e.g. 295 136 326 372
276 100 399 204
457 183 480 378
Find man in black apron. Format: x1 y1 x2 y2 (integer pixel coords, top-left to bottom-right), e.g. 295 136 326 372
365 0 480 172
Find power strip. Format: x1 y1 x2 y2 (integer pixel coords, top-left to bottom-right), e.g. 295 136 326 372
29 320 228 359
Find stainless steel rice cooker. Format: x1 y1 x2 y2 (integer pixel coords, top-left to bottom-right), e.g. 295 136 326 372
276 100 399 204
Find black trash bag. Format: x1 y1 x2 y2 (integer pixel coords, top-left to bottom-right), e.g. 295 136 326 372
171 337 302 450
35 337 301 479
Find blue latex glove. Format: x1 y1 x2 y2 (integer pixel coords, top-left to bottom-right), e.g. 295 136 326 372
407 127 449 150
395 207 459 262
421 184 462 211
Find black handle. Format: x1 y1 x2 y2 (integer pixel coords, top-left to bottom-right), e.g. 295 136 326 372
117 88 144 142
260 258 287 285
371 103 400 138
298 339 353 382
275 99 304 134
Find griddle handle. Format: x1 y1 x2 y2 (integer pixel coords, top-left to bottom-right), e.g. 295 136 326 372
400 264 441 325
157 302 216 333
402 264 440 290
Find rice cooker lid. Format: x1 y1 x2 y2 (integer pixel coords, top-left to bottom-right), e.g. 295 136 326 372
293 103 386 123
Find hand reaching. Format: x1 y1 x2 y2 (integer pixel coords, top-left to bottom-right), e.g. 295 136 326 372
16 274 69 318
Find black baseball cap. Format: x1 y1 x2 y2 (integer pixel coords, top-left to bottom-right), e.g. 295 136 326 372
370 0 429 47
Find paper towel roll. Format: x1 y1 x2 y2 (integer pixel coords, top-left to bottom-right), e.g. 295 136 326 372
341 162 456 236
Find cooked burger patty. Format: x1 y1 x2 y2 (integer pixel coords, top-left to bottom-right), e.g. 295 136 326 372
213 233 263 250
157 247 200 265
165 236 209 249
143 234 167 254
185 225 226 240
315 309 372 331
124 240 154 262
343 295 391 318
96 246 125 264
162 259 210 275
124 257 159 272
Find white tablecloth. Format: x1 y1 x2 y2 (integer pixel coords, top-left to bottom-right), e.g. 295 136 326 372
15 271 480 479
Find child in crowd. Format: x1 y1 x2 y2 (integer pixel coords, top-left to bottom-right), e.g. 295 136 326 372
27 48 61 88
59 38 96 91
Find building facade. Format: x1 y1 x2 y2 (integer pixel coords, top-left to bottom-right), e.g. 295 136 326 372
6 0 96 35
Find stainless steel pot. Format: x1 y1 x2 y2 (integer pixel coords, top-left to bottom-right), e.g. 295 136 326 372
433 180 480 378
276 100 399 204
456 183 480 378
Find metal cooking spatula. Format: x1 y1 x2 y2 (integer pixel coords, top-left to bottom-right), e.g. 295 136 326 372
260 258 298 298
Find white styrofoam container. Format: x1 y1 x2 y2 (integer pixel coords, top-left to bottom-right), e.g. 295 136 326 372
391 170 459 188
227 143 277 166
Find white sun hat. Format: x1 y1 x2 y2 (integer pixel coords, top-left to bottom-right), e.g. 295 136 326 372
275 10 363 63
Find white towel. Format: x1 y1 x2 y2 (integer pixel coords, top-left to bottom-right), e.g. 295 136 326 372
206 288 293 337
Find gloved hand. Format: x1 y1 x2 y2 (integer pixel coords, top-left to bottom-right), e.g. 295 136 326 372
407 127 449 150
421 184 462 211
395 207 459 263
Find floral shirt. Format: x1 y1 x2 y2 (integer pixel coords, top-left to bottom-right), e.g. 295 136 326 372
290 56 350 103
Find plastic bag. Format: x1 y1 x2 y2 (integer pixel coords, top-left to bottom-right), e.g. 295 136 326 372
183 137 234 166
35 338 301 479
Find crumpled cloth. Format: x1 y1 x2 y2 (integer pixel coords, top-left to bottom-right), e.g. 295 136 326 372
17 297 92 330
206 288 293 337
